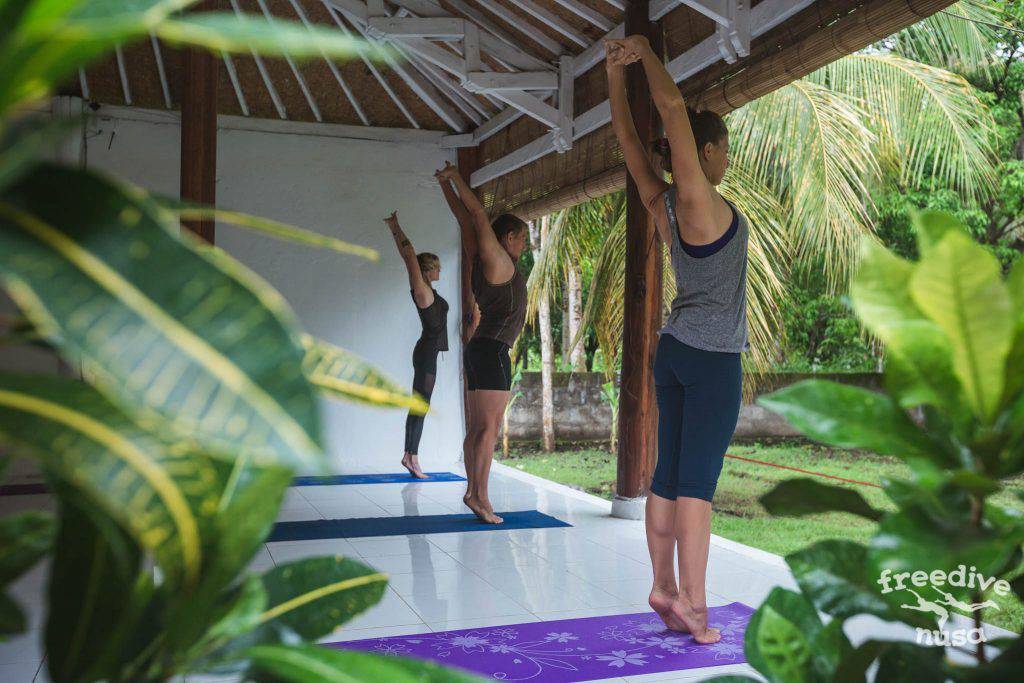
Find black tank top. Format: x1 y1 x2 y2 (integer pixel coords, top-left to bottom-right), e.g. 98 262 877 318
412 289 449 352
471 256 527 348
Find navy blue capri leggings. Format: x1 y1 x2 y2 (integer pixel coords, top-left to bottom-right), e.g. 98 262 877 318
650 334 743 502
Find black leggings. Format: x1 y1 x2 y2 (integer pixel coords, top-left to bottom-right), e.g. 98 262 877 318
405 340 439 455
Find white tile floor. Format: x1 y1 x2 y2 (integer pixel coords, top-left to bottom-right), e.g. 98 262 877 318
2 462 1014 682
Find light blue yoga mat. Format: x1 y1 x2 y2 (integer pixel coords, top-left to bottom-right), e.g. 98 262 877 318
268 510 570 542
292 472 466 486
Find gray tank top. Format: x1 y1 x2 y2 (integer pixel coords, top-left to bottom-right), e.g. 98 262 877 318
661 188 749 353
471 255 527 348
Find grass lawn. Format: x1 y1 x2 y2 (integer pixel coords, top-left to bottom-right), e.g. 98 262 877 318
496 439 1024 634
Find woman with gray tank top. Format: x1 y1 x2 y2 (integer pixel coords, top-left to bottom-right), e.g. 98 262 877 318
606 34 748 644
435 161 529 525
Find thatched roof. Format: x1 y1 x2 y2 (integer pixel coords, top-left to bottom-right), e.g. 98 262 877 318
73 0 956 215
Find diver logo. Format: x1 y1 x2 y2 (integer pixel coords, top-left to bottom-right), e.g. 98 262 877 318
876 566 1010 646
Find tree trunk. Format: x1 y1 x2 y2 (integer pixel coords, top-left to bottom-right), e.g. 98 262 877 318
566 264 585 371
529 217 556 452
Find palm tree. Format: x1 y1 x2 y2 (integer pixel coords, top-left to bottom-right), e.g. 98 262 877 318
528 0 1001 378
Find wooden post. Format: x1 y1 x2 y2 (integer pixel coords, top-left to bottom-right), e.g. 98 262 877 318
614 0 663 518
179 2 218 244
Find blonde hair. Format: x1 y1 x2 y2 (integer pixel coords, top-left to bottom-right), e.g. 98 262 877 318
417 252 440 274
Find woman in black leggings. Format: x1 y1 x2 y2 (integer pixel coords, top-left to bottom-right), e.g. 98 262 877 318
384 211 449 479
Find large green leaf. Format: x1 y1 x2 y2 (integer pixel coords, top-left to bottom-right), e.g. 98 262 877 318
1002 259 1024 407
202 555 388 667
910 231 1014 423
0 592 25 639
744 588 822 683
760 478 884 521
758 380 950 466
45 486 145 683
868 504 1024 611
851 239 963 415
257 556 388 641
163 462 290 656
751 604 813 683
157 197 379 261
807 618 853 681
154 13 374 59
0 164 323 470
911 209 970 255
302 335 429 414
0 510 51 634
0 372 219 586
833 639 946 683
245 644 481 682
785 540 929 627
0 510 53 584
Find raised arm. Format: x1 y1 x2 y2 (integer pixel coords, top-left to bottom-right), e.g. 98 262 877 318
384 211 434 309
436 162 513 282
605 41 670 242
609 36 716 231
436 162 478 261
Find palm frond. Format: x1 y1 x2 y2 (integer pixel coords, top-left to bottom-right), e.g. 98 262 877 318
727 79 878 291
814 53 998 204
721 163 792 385
888 0 999 78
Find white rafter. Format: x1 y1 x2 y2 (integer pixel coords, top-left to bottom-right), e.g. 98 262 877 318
470 0 817 187
287 0 369 125
505 0 588 48
254 0 322 121
390 0 555 70
229 0 286 119
403 53 485 125
114 44 132 105
342 8 468 131
148 33 172 109
444 0 553 69
473 0 564 55
78 69 90 100
220 51 250 117
550 0 614 32
323 1 420 128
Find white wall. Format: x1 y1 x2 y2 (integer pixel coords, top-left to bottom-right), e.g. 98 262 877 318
76 107 465 473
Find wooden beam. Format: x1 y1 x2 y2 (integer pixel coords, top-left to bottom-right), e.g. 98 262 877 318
615 0 662 512
179 2 217 244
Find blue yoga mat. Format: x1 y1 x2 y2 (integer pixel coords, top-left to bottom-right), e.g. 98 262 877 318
267 510 571 542
291 472 466 486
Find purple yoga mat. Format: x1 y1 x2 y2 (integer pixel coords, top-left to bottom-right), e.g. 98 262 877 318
331 602 753 682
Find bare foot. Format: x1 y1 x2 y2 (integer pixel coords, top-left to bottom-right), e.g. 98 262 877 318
401 453 429 479
649 586 689 632
465 495 503 524
668 599 721 644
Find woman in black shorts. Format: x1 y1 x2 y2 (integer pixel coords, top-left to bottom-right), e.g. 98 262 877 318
435 162 528 524
384 211 449 479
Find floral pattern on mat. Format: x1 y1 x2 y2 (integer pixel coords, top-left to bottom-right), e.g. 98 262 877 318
333 602 754 682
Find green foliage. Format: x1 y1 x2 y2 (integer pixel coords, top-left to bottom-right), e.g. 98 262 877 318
755 211 1024 679
0 2 461 682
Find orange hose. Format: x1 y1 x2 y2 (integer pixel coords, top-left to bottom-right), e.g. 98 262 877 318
724 453 883 488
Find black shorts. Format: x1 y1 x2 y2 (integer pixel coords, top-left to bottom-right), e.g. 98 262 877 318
464 337 512 391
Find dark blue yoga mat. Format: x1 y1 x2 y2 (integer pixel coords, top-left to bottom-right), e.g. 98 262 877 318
0 483 48 496
268 510 570 542
292 472 466 486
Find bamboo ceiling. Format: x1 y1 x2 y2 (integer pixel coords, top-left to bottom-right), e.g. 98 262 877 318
69 0 957 216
